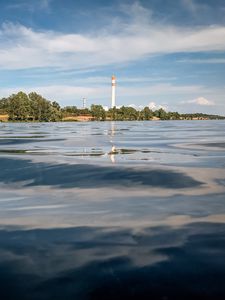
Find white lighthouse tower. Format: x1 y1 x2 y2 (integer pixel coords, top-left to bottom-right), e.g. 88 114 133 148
111 75 116 108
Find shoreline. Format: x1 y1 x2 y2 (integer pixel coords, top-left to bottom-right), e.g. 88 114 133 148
1 118 225 123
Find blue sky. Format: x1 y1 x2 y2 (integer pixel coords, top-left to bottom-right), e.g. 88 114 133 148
0 0 225 114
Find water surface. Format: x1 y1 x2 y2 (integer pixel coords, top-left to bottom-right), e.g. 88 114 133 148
0 121 225 299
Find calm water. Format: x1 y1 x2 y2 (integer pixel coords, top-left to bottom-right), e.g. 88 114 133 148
0 120 225 299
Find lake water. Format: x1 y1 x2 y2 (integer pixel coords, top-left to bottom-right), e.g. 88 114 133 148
0 120 225 299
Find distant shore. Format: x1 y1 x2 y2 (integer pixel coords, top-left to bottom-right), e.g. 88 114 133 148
1 91 225 122
1 114 225 122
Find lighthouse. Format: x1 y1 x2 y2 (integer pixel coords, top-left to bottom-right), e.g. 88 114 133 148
111 75 116 108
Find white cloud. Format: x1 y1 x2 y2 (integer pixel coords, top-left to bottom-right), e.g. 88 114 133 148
148 102 157 110
128 104 144 110
119 76 178 83
6 0 52 12
148 102 168 111
1 2 225 70
119 83 205 97
182 0 197 13
0 82 206 106
0 85 106 105
182 0 209 15
178 58 225 64
184 97 215 106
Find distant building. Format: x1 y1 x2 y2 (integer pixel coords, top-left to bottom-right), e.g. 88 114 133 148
111 75 116 108
82 97 87 109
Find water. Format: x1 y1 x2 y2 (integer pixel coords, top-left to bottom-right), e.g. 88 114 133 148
0 120 225 299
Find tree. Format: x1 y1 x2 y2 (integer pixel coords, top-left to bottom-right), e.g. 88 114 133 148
169 111 180 120
154 108 169 120
107 106 139 121
28 92 62 122
52 101 61 111
108 107 117 121
62 106 79 117
7 92 31 121
140 107 153 120
0 97 9 114
29 92 44 121
50 101 62 121
124 106 138 120
29 92 51 121
78 108 91 116
90 105 106 121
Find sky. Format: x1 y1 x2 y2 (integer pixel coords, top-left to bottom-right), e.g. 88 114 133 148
0 0 225 114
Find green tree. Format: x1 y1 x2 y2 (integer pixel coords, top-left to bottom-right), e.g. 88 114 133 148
169 111 180 120
108 107 117 121
90 105 106 121
7 92 31 121
141 107 153 120
154 108 169 120
29 92 44 121
62 106 79 117
29 92 62 122
78 108 91 116
50 101 62 121
0 98 9 114
124 106 138 120
29 92 51 121
52 101 61 111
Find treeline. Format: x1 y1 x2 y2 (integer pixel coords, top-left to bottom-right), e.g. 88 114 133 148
50 104 225 121
0 92 62 121
62 105 181 121
1 91 225 121
180 113 225 120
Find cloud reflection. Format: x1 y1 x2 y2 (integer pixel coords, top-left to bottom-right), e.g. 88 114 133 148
0 157 203 189
0 223 225 299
